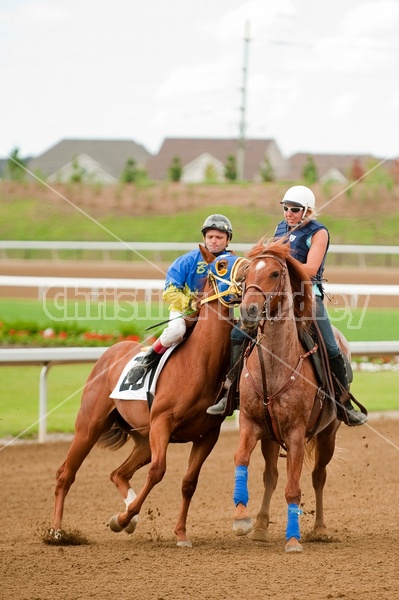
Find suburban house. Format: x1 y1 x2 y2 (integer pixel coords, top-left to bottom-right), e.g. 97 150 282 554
27 139 152 184
145 137 289 182
287 152 392 183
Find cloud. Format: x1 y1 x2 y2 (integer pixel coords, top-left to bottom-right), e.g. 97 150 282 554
343 0 399 36
215 0 296 42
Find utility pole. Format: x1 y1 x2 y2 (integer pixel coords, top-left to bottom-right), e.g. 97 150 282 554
237 20 250 181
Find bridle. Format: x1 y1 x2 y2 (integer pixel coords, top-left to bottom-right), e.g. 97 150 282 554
201 256 248 308
242 254 287 321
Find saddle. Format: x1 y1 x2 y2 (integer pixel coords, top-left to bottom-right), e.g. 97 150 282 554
300 324 367 427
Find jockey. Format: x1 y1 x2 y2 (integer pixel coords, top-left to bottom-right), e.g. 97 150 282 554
125 214 234 385
208 185 367 426
274 185 366 426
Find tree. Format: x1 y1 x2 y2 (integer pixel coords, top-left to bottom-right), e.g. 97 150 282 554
302 155 318 184
350 158 364 182
69 157 86 183
259 156 275 182
224 153 237 181
168 155 182 182
5 147 27 181
120 157 138 183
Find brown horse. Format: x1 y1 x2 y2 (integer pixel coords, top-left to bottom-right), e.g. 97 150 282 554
232 238 344 552
50 247 248 547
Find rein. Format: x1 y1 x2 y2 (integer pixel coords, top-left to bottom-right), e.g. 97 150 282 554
242 252 318 448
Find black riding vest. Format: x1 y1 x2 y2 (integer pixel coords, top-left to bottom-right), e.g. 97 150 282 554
274 219 329 294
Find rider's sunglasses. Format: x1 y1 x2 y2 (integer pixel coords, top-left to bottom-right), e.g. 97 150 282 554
283 205 304 214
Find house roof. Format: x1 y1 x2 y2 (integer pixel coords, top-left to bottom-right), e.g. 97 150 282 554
287 152 393 181
28 139 152 179
146 137 278 180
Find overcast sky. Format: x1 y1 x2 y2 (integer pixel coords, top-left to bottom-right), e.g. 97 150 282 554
1 0 398 160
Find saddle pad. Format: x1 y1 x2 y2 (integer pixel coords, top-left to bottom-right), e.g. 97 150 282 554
109 345 176 401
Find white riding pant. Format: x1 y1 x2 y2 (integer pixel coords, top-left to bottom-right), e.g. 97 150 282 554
159 310 187 347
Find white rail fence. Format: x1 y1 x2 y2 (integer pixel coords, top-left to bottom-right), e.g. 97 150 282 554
1 342 399 443
1 275 399 308
1 241 399 266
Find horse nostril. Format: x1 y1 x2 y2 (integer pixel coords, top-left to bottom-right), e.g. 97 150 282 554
241 303 259 321
248 303 258 318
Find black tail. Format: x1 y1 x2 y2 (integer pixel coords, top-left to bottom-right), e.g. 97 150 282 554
97 411 131 450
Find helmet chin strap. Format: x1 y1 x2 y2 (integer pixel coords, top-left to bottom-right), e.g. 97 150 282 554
297 207 309 226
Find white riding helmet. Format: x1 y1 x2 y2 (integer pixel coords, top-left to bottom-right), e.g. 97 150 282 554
280 185 316 210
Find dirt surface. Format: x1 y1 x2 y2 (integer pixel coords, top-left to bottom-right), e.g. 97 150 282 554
1 418 398 600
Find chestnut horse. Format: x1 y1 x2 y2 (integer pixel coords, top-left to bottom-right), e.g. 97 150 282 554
50 247 248 547
232 239 344 552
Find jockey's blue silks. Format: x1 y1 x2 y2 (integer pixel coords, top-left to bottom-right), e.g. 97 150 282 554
286 503 303 540
233 465 249 506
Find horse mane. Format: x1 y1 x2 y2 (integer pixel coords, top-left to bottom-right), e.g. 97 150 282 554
247 237 314 332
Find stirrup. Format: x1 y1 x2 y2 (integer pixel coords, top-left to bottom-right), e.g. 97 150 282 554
344 401 367 426
206 396 227 415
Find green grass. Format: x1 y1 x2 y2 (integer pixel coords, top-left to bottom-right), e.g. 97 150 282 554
1 188 399 247
0 365 397 439
1 299 398 341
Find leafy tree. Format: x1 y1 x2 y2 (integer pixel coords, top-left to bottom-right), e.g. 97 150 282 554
350 158 364 182
5 147 27 181
224 153 237 181
168 155 183 182
120 157 138 183
69 157 86 183
204 163 219 184
302 155 318 184
259 156 275 182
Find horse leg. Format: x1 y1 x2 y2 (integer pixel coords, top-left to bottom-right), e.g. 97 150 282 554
174 427 221 547
108 434 151 535
51 408 115 537
284 431 306 553
249 437 280 542
110 416 172 532
232 420 261 536
311 421 340 537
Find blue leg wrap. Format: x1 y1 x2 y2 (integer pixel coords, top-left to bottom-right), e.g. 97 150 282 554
286 503 303 540
233 465 249 506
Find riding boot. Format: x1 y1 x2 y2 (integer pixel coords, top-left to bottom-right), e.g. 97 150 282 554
125 345 163 385
329 352 367 426
207 341 243 416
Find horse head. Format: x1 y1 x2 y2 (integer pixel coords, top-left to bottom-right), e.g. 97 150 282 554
198 245 249 308
240 238 313 333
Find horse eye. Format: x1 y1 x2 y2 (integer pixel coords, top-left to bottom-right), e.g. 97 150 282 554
271 271 280 279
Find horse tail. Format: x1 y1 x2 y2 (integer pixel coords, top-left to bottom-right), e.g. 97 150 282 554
304 437 316 468
97 411 131 450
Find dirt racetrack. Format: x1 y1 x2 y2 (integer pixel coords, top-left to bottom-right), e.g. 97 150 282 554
1 419 398 600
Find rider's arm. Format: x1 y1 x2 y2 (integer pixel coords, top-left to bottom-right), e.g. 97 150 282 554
163 284 194 313
303 228 329 278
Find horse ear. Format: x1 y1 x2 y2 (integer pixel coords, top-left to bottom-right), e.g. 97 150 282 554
199 244 216 264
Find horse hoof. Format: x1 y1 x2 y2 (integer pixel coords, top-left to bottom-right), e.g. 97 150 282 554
124 515 139 535
232 518 252 536
249 527 269 542
109 514 124 533
176 540 192 548
285 540 303 553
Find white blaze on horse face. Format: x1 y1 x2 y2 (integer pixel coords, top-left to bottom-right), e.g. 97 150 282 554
255 260 266 271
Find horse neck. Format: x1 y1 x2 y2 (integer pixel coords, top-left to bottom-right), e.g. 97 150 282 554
189 293 233 364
